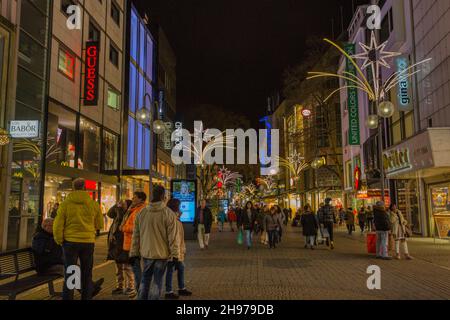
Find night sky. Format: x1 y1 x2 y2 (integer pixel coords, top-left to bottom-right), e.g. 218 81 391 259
139 0 369 125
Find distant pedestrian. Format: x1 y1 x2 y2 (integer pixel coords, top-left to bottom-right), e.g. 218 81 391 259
301 204 318 250
120 192 147 298
238 201 257 250
358 207 366 235
373 201 392 260
165 198 192 299
338 208 346 226
53 178 104 300
265 206 282 249
194 200 213 250
256 206 268 244
130 186 179 300
366 206 374 232
218 209 226 232
317 198 337 249
345 207 355 235
388 204 413 260
283 208 289 226
274 205 285 243
107 199 133 295
227 207 237 232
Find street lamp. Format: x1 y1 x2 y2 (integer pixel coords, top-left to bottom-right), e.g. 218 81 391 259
136 93 166 198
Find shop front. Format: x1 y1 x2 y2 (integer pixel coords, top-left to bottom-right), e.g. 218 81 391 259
384 128 450 239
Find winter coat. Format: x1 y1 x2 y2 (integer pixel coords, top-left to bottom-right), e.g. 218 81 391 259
358 211 366 224
218 211 226 223
238 208 257 231
318 205 337 224
194 206 213 233
264 214 282 232
373 205 391 231
301 212 319 236
53 191 103 245
130 201 179 260
389 209 408 239
256 211 267 231
227 210 237 222
31 228 63 275
107 205 127 262
120 203 146 252
345 210 355 225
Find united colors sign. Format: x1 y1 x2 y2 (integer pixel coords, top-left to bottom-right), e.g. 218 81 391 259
84 41 100 106
345 43 360 146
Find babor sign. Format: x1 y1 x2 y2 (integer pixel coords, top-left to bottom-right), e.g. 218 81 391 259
9 120 40 138
345 43 360 146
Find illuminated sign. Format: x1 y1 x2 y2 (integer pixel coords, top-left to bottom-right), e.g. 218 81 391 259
84 41 100 106
396 57 413 112
354 165 361 191
163 122 173 150
345 43 360 145
383 148 412 175
171 180 197 223
85 180 97 190
301 109 312 117
9 120 40 138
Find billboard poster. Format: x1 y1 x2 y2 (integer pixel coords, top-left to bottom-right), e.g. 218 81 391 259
344 43 360 146
171 180 197 223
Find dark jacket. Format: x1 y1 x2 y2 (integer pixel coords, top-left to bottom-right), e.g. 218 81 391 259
301 212 319 236
318 205 336 224
31 228 63 275
194 206 213 233
373 205 391 231
107 204 128 262
238 208 257 231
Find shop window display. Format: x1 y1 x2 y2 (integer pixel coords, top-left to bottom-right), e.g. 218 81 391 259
430 186 450 239
79 118 100 172
103 130 118 171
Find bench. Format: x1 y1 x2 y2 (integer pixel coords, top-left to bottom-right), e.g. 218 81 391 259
0 248 62 300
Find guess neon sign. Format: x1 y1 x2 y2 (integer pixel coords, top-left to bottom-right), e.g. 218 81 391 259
84 41 99 106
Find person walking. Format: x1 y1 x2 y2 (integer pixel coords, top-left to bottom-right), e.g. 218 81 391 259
107 199 134 295
301 204 319 250
373 201 392 260
227 207 237 232
317 198 337 249
366 206 374 232
238 201 257 250
257 206 268 244
265 207 282 249
274 205 285 243
388 204 413 260
194 200 213 250
345 207 355 235
120 192 147 298
283 208 289 226
53 178 104 300
218 209 226 232
165 198 192 299
358 207 366 235
338 208 346 227
130 186 179 300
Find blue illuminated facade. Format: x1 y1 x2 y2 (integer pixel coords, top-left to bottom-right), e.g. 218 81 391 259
124 4 157 172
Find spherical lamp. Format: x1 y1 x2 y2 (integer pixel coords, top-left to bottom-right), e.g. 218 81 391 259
136 108 151 124
366 115 379 129
152 119 166 135
378 101 395 118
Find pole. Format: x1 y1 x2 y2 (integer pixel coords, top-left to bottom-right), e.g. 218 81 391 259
377 100 385 204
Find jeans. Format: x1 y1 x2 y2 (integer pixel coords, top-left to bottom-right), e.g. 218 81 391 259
268 230 277 248
376 231 389 258
245 230 252 248
165 261 185 293
367 219 374 232
138 259 168 300
323 222 334 242
62 242 95 300
347 224 354 235
132 258 142 292
359 222 365 233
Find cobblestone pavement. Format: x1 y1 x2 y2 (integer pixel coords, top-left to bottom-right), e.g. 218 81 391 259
15 225 450 300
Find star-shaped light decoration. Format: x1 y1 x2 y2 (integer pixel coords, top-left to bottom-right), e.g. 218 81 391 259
352 31 402 99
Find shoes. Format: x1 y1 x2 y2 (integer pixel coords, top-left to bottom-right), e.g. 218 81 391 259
178 289 192 296
247 246 251 250
92 278 104 298
396 254 401 260
375 256 382 259
205 245 209 250
405 255 414 260
111 288 124 295
304 244 308 249
165 292 179 300
382 256 393 260
330 242 335 250
310 246 315 250
124 288 137 299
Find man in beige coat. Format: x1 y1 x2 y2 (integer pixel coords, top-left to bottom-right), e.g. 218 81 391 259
130 185 179 300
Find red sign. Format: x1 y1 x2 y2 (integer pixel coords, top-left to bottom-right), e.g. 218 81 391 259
85 180 97 190
354 165 361 190
84 41 99 106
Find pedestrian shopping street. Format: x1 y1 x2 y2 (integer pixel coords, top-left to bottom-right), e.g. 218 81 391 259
18 225 450 300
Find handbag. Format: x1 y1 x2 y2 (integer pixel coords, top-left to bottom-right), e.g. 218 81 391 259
321 226 330 238
237 229 243 245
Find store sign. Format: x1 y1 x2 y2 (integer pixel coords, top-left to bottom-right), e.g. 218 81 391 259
301 109 312 117
383 148 412 175
163 122 173 150
345 43 360 145
354 165 361 191
396 57 413 112
85 180 97 190
9 120 40 138
356 189 369 199
84 41 100 106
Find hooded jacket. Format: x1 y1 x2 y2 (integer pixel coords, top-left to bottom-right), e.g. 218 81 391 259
53 191 103 245
32 227 63 274
120 203 146 252
130 202 179 260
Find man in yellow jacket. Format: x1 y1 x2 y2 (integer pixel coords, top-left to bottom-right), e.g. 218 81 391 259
53 178 104 300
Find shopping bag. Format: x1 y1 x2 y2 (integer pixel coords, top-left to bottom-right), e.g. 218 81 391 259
367 232 377 254
237 229 243 245
321 227 330 239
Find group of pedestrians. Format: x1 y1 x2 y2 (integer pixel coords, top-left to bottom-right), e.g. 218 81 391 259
341 206 374 235
32 178 192 300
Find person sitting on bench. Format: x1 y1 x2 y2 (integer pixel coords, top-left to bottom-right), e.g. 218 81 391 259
32 218 104 297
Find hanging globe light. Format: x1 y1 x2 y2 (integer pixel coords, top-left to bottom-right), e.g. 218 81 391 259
136 108 151 124
378 101 395 118
0 128 10 146
366 115 379 129
152 119 166 135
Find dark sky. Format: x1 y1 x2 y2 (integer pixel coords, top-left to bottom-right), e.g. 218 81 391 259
139 0 369 125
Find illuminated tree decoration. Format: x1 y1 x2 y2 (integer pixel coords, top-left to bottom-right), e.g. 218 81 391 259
0 128 10 146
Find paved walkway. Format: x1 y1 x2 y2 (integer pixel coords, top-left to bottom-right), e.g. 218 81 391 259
15 225 450 300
